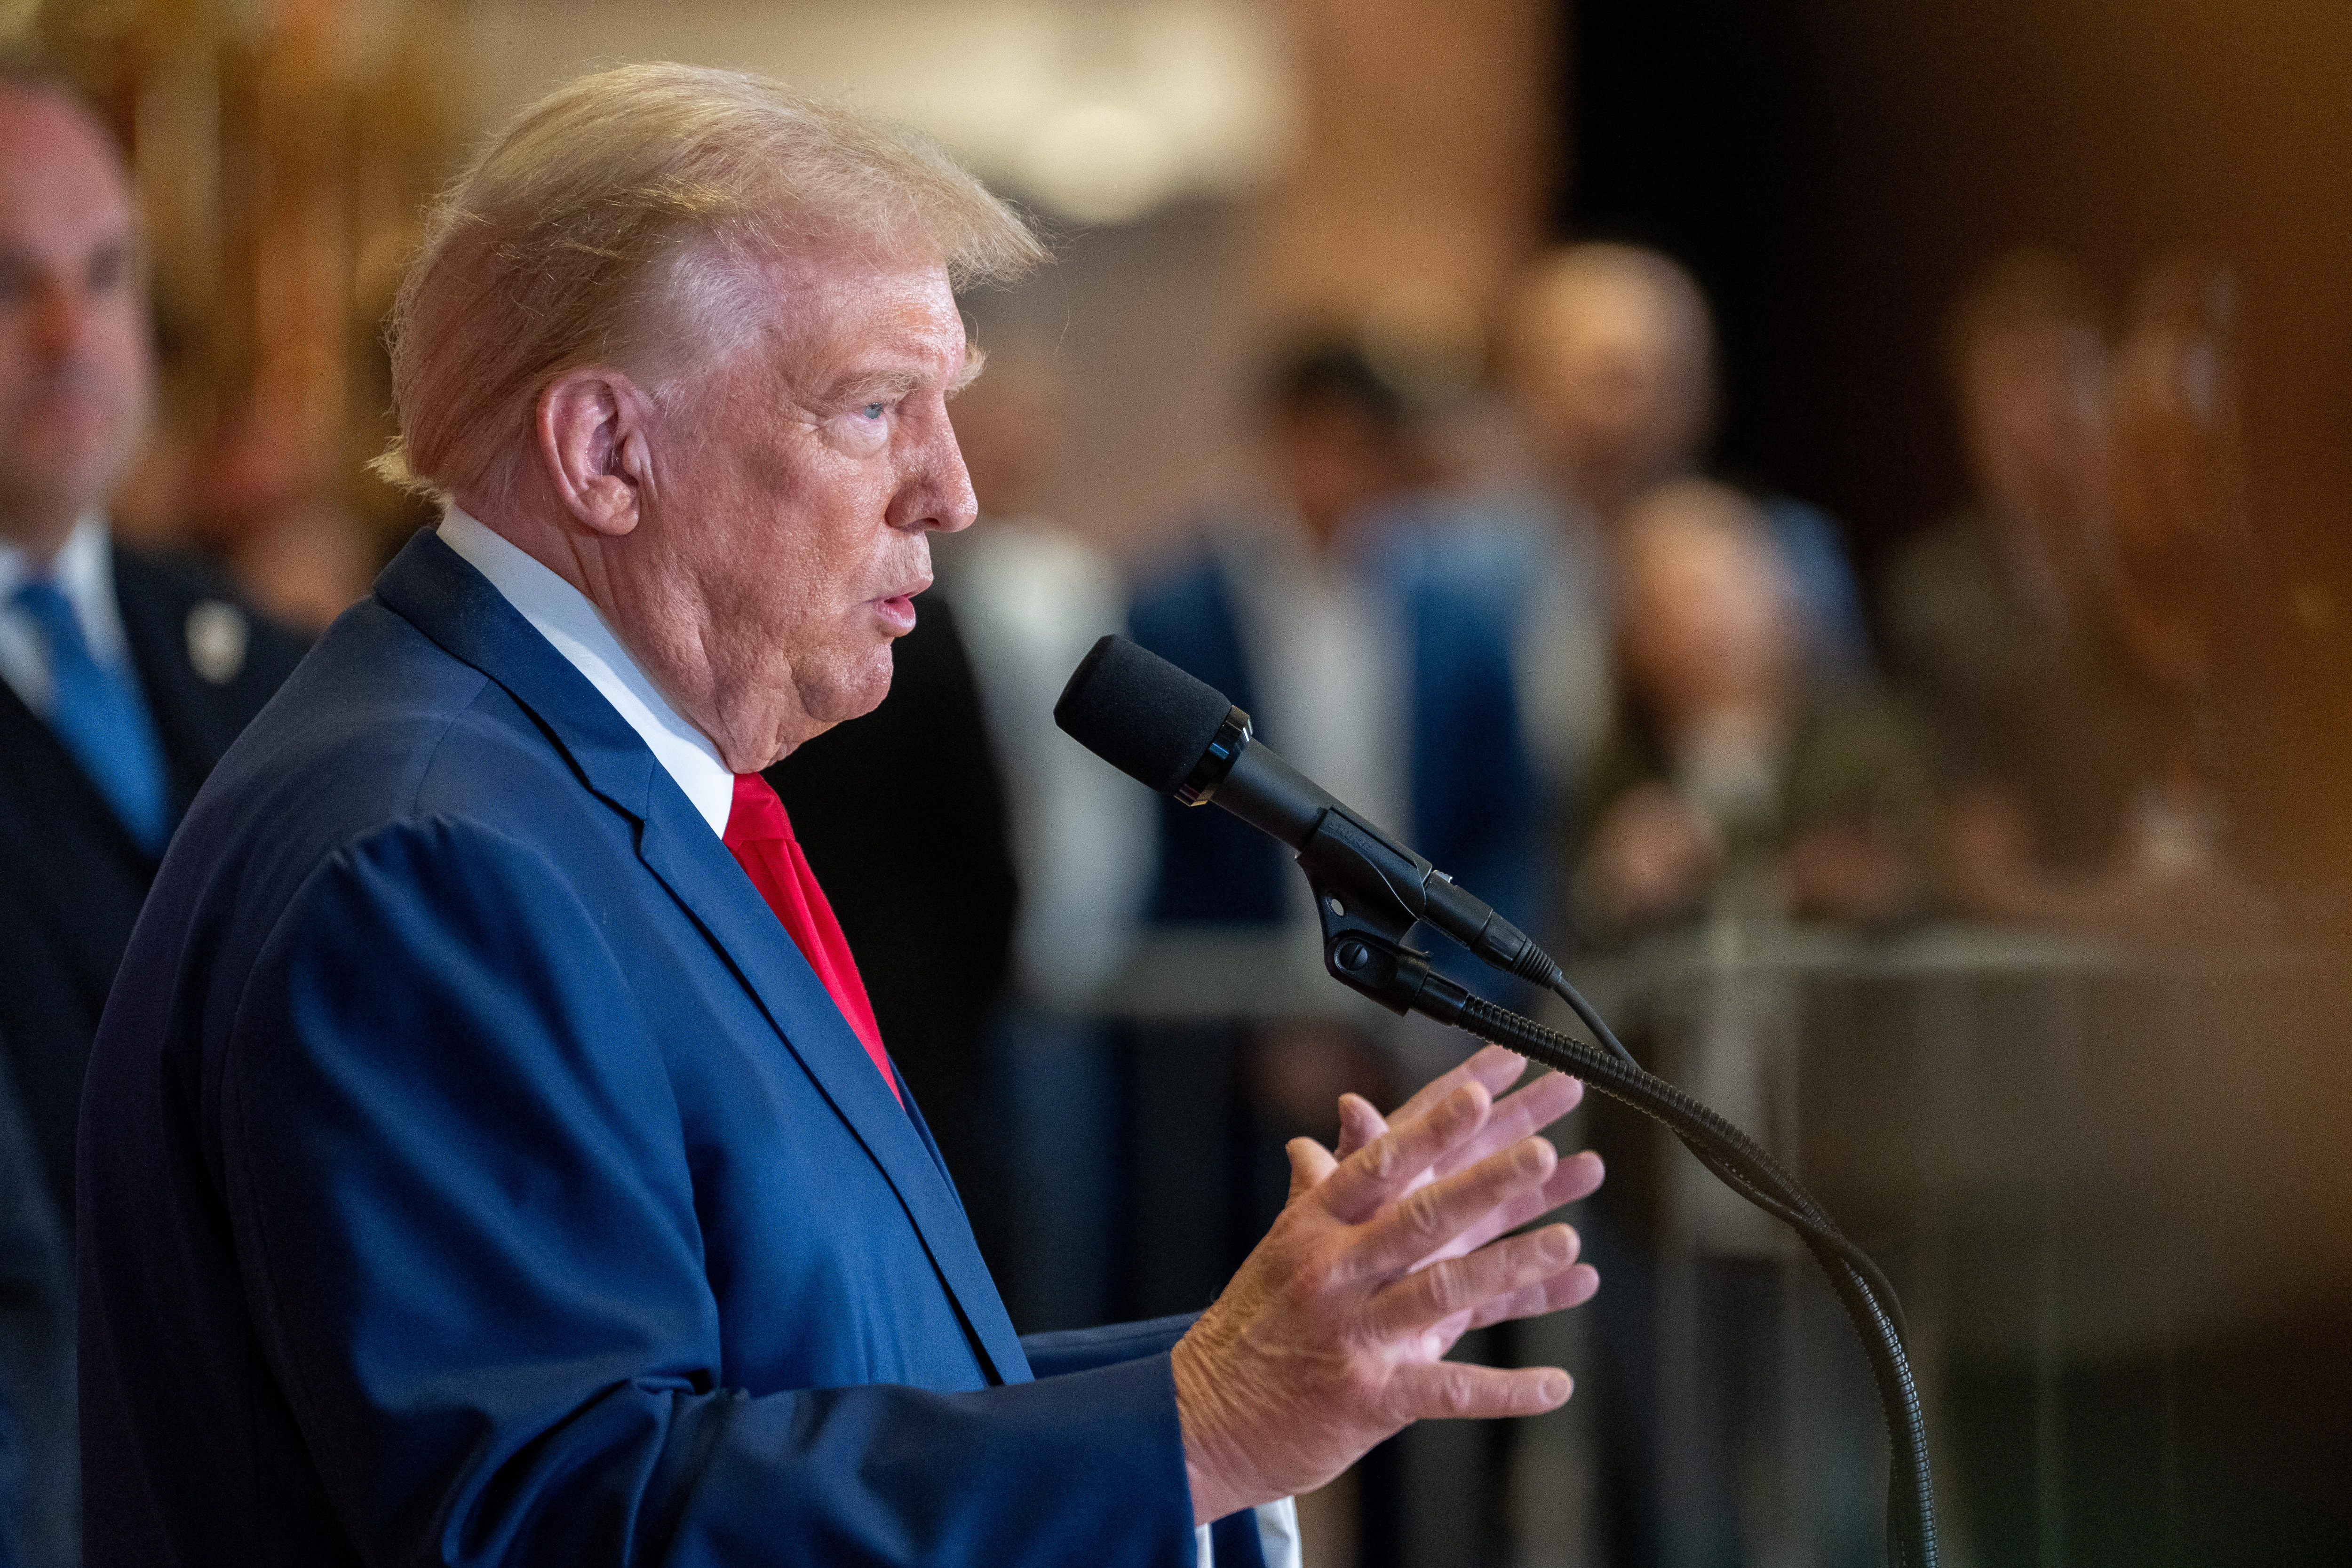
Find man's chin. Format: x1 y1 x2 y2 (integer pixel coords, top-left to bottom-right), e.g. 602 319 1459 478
803 647 898 730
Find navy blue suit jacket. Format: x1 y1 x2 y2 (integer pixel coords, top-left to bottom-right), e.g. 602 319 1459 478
77 533 1214 1567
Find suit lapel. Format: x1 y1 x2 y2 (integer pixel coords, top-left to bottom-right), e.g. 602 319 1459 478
372 531 1030 1386
111 549 211 815
632 793 1029 1383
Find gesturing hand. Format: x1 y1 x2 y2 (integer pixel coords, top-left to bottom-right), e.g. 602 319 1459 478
1170 1046 1605 1524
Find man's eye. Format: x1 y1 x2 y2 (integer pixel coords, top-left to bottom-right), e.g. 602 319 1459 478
860 402 888 420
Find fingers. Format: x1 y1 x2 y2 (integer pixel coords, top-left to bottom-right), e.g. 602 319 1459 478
1429 1071 1586 1181
1462 1262 1601 1331
1551 1147 1606 1205
1379 1045 1529 1133
1340 1065 1583 1176
1348 1132 1556 1279
1414 1149 1608 1267
1317 1081 1491 1225
1367 1222 1581 1338
1334 1093 1383 1160
1480 1069 1586 1144
1384 1360 1572 1423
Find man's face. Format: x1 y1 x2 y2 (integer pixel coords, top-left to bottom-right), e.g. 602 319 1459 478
0 90 151 552
1620 511 1795 726
1513 273 1707 515
1270 402 1405 547
1960 320 2107 525
614 245 976 765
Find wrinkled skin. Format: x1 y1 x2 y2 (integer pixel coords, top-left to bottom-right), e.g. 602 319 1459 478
1173 1046 1604 1521
473 244 976 769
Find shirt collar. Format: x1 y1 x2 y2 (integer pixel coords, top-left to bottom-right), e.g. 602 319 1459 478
437 505 735 837
0 512 128 660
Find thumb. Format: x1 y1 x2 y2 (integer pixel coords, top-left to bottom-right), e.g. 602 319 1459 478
1286 1136 1339 1199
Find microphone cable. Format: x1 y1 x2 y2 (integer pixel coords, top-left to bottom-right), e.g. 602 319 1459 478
1427 978 1937 1568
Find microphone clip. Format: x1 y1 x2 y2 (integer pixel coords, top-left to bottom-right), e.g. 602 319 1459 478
1303 806 1475 1024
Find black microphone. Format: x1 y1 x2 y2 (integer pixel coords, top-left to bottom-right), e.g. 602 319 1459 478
1053 633 1557 987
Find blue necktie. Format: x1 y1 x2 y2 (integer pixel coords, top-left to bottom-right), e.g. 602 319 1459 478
14 578 170 852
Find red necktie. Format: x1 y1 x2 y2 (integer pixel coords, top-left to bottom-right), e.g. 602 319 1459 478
722 773 902 1105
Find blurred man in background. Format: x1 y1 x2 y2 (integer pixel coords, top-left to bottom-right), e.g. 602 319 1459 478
0 71 305 1568
1504 242 1875 692
927 350 1148 1332
1571 479 1936 944
1565 478 1934 1568
934 349 1149 1015
1885 250 2271 944
1127 337 1549 1568
1131 341 1539 959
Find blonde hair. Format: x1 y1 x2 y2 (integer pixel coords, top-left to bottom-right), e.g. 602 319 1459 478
375 62 1046 501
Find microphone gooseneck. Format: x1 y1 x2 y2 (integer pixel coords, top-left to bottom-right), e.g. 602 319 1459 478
1054 632 1939 1568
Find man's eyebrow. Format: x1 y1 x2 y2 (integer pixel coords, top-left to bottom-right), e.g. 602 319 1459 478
951 343 987 396
813 366 924 406
814 342 986 406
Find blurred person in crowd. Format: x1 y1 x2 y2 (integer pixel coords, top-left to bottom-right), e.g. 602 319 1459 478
183 390 379 632
0 72 306 1568
1130 339 1542 995
926 350 1147 1331
1504 242 1875 697
1567 480 1931 1568
1885 250 2269 944
772 350 1154 1329
2090 255 2272 936
1571 478 1937 944
933 349 1149 1009
1128 337 1549 1568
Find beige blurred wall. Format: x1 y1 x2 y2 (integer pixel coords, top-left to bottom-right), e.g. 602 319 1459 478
1248 0 1555 341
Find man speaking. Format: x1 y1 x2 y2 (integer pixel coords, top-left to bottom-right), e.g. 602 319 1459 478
78 64 1605 1566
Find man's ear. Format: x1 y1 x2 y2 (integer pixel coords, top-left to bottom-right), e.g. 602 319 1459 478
537 368 656 538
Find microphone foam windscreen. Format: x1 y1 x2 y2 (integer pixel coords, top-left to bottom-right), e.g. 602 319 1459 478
1054 634 1235 796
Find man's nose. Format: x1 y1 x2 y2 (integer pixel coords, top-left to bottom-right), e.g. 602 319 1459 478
892 409 979 534
29 278 91 362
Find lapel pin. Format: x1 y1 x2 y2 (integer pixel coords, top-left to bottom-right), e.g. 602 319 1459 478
186 601 249 685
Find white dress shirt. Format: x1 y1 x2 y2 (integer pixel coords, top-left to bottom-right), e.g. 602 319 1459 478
0 513 135 717
438 506 734 837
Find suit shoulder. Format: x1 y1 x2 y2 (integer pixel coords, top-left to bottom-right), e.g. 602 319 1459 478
189 602 600 872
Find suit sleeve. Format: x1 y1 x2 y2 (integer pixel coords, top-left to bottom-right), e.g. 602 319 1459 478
1020 1316 1198 1379
220 816 1197 1568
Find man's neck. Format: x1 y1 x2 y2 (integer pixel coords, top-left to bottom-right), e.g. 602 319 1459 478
0 509 104 588
0 504 84 571
449 489 808 773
